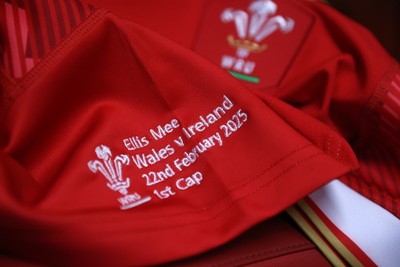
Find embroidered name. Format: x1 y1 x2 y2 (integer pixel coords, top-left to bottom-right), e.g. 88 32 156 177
87 95 249 208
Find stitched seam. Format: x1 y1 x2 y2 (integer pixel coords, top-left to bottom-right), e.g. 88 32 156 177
132 151 327 233
198 143 315 211
134 144 315 220
0 8 109 122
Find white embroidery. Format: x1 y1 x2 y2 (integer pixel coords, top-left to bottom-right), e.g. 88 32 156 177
221 0 294 59
88 145 151 210
176 172 203 190
86 96 249 205
221 0 295 74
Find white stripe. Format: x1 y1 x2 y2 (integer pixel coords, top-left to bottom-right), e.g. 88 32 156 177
392 80 400 93
387 91 400 108
383 103 400 120
309 180 400 267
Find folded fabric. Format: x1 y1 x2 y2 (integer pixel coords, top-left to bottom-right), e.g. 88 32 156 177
87 0 400 221
0 1 358 266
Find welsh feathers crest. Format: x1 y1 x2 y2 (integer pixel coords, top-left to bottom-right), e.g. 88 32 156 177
88 145 131 194
221 0 294 58
88 145 151 210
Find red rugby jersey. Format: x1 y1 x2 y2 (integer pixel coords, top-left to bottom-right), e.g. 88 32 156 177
87 0 400 220
0 0 358 266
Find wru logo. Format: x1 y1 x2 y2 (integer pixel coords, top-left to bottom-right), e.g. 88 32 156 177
88 145 151 210
221 0 294 59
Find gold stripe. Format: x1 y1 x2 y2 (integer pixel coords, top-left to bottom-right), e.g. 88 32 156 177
286 207 346 267
297 200 365 267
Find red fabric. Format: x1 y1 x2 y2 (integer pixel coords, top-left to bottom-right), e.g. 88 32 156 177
0 3 358 266
245 250 332 267
87 0 400 218
168 214 332 266
304 197 377 267
2 0 400 265
86 0 394 139
0 0 95 79
345 66 400 218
